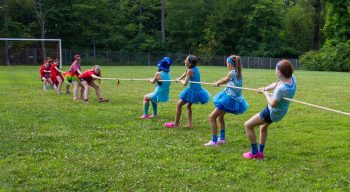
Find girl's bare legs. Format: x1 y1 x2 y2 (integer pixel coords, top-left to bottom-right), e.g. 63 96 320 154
218 113 226 131
79 82 84 99
89 82 101 99
66 84 70 94
185 103 193 128
174 99 187 127
243 113 266 144
42 78 48 90
208 109 225 134
259 123 270 145
81 81 90 101
56 76 63 94
142 94 152 116
72 81 80 100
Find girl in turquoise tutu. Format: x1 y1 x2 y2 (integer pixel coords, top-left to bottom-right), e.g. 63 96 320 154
140 57 172 119
204 55 249 146
165 55 210 128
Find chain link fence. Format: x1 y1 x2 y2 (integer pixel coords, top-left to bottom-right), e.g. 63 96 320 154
0 47 299 69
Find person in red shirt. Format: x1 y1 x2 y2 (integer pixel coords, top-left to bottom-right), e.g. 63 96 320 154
79 65 109 104
39 59 54 90
50 59 64 94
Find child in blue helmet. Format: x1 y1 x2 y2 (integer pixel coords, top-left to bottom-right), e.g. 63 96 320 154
204 55 249 146
140 57 172 119
164 55 210 128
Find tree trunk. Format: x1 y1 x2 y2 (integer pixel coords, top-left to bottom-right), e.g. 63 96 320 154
40 19 47 60
34 0 49 61
3 0 10 65
161 0 166 45
92 32 96 59
312 0 321 50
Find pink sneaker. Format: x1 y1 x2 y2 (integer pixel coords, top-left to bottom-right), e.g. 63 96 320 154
257 152 265 160
164 122 177 128
218 138 226 144
203 140 218 146
140 114 151 119
242 151 259 159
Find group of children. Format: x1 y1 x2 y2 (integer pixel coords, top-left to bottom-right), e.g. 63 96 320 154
40 54 296 159
141 55 296 160
39 54 109 104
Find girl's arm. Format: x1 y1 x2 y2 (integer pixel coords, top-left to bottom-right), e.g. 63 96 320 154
54 66 63 73
91 74 101 80
263 91 279 108
77 68 82 75
212 71 232 87
149 72 161 84
181 69 193 86
176 72 187 82
257 81 279 93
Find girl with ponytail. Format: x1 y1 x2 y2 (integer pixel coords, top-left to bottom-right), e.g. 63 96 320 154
204 55 249 146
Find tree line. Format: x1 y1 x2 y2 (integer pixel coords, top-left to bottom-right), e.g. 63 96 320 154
1 0 349 71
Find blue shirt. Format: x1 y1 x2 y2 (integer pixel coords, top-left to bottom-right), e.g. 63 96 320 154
154 71 171 102
189 66 202 90
225 70 244 101
268 75 297 122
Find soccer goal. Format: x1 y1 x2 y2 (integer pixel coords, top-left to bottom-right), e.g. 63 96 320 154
0 38 62 67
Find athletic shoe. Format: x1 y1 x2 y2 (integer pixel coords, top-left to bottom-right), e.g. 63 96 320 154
98 98 109 102
140 114 151 119
242 151 259 159
164 122 176 128
84 99 88 104
218 138 226 144
257 152 265 160
203 140 218 146
150 114 158 118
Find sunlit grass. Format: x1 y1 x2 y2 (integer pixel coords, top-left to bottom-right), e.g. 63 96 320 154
0 66 349 191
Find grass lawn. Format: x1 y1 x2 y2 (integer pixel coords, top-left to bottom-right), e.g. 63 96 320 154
0 65 349 191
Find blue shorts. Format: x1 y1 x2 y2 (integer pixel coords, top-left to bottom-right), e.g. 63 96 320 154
259 106 273 124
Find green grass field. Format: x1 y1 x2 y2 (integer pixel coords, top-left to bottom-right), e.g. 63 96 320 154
0 66 349 191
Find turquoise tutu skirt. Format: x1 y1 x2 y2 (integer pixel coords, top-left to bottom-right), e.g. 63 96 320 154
179 87 210 104
150 92 169 103
213 90 248 114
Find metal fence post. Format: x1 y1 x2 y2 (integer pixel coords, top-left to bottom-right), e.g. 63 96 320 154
148 52 150 66
269 58 272 69
248 56 250 68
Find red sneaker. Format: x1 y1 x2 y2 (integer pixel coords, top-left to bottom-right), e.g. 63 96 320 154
257 152 265 160
243 151 259 159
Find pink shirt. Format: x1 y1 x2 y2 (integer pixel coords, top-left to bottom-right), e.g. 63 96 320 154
69 61 81 74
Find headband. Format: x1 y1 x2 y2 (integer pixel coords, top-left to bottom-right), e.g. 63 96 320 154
227 57 236 67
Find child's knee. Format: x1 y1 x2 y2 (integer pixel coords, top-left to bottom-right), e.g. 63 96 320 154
186 104 192 110
244 121 251 129
208 113 216 121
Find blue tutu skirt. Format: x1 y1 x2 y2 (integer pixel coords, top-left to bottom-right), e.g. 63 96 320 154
179 87 210 104
213 90 248 114
150 92 169 103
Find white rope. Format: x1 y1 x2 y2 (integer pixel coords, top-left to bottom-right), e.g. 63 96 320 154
101 77 350 116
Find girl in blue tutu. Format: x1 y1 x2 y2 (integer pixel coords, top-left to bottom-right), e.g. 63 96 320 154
140 57 172 119
204 55 249 146
165 55 210 128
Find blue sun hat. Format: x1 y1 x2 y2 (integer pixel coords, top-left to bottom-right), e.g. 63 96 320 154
157 57 173 72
